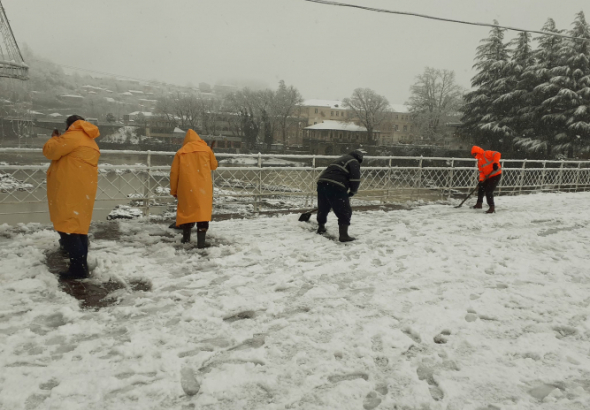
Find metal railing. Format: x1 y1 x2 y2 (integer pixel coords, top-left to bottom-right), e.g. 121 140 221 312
1 148 590 221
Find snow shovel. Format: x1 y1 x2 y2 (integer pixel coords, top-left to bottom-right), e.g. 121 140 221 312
298 208 318 222
454 185 479 208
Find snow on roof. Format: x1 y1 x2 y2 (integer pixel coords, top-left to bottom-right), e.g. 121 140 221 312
48 113 62 117
304 120 367 132
82 85 105 91
173 127 185 133
60 94 84 99
105 97 115 103
128 111 153 117
390 104 409 113
301 99 344 109
128 90 144 94
121 92 133 96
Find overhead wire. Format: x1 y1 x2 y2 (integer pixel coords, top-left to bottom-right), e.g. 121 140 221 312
302 0 590 42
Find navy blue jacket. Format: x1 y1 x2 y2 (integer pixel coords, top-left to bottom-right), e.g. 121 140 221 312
317 150 364 193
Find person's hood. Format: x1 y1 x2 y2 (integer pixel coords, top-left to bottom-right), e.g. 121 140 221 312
178 129 209 154
471 146 484 156
350 149 366 164
70 120 100 139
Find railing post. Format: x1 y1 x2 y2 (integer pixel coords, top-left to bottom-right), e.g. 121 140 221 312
447 158 455 199
519 159 526 195
498 160 504 196
387 156 392 203
310 154 316 207
255 152 262 213
574 162 581 192
144 150 151 216
540 161 547 191
557 160 564 192
418 155 423 188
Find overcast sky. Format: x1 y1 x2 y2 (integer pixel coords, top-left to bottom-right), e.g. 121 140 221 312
4 0 588 104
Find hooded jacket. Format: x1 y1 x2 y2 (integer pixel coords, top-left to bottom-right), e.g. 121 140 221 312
43 120 101 235
471 146 502 181
170 130 218 225
317 150 364 193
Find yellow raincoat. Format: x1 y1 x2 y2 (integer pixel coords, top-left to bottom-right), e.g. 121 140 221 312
170 130 218 225
43 120 100 235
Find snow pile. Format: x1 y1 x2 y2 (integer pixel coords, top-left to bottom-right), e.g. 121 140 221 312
106 205 143 220
219 157 306 167
1 192 590 409
102 126 141 144
0 173 34 192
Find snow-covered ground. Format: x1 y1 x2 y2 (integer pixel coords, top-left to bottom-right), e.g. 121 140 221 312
1 191 590 410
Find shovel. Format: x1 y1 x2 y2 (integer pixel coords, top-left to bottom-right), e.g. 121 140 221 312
454 185 479 208
298 208 318 222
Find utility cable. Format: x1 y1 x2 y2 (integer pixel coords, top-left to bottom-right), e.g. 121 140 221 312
302 0 590 42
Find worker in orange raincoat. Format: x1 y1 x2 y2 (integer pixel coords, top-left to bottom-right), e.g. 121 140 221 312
170 129 218 247
43 115 100 279
471 146 502 213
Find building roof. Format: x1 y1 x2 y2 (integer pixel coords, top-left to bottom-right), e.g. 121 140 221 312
304 120 368 132
60 94 84 99
48 113 62 117
301 99 344 109
128 111 153 117
390 104 409 113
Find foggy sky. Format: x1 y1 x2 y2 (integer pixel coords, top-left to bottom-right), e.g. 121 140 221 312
4 0 589 104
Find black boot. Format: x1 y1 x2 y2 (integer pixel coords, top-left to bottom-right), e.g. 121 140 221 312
473 202 483 209
197 229 207 249
317 224 326 234
338 225 355 242
485 205 495 214
181 225 191 243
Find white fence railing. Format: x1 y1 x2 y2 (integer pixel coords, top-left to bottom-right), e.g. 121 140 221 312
1 148 590 221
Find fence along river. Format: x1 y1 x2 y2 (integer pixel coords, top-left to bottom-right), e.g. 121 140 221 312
1 148 590 225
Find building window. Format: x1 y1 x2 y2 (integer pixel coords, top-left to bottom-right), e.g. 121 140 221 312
403 125 408 132
336 112 339 117
315 108 318 114
331 111 334 116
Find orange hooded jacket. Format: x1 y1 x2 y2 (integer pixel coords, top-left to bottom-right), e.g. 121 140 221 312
170 130 218 225
471 146 502 181
43 120 101 234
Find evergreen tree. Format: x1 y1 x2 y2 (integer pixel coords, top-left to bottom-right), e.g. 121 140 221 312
541 12 590 157
461 21 512 151
495 31 536 145
516 18 564 157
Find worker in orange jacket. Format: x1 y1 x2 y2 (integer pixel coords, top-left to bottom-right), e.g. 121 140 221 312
170 130 218 247
471 146 502 213
43 115 100 279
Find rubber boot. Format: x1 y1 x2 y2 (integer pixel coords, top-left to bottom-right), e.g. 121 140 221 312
338 225 355 242
485 205 495 214
317 224 327 234
197 229 207 249
473 202 483 209
181 225 191 244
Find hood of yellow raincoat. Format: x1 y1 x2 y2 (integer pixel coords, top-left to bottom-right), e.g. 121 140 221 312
179 129 209 154
471 145 484 156
70 120 100 139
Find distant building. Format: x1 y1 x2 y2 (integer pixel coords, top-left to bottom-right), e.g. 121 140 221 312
303 120 376 155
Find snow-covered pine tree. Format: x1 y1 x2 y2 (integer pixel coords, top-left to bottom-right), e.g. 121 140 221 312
542 12 590 157
517 19 564 157
495 31 536 146
461 21 512 151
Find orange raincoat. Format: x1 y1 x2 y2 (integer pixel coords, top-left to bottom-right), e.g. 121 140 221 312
43 120 101 234
170 130 218 225
472 146 502 181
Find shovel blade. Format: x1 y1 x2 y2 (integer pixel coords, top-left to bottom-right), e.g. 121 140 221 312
298 212 312 222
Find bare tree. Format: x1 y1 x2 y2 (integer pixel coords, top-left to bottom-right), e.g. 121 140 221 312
343 88 390 144
274 80 303 147
223 89 261 150
406 67 465 142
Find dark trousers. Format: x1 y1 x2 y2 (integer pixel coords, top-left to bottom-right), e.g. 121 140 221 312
317 182 352 226
58 232 89 275
477 174 502 206
180 222 209 231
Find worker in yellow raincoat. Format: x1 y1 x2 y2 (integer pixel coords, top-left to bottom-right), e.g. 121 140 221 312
170 129 218 247
43 115 100 279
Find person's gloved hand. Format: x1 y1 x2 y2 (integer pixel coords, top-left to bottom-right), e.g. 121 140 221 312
493 163 498 170
348 191 355 197
477 180 483 187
